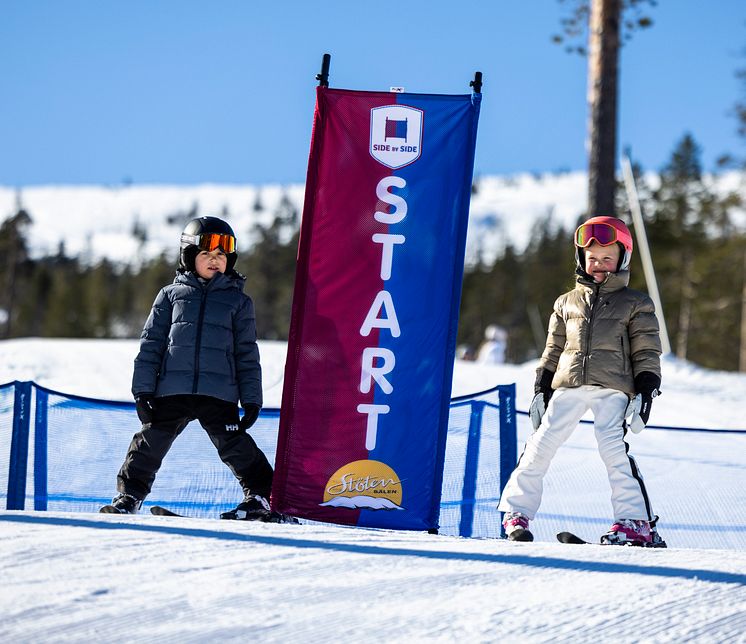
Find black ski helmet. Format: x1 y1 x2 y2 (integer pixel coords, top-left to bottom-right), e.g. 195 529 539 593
179 216 238 273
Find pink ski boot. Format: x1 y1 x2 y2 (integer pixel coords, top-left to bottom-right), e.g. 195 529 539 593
601 519 652 546
503 512 533 542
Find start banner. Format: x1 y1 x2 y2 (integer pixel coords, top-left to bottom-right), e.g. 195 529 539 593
273 87 481 531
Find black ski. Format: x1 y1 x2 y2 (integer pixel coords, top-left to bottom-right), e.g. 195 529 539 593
150 504 299 524
557 531 590 545
557 531 667 548
222 510 299 524
507 527 534 542
99 504 124 514
151 505 183 517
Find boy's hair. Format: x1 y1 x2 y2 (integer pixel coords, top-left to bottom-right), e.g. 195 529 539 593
574 216 633 272
179 216 238 272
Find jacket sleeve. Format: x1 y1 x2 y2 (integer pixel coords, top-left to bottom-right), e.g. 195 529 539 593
132 288 172 397
628 295 662 379
538 295 566 374
234 295 263 408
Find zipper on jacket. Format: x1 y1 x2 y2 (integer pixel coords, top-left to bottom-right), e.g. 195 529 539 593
192 286 208 393
582 285 600 384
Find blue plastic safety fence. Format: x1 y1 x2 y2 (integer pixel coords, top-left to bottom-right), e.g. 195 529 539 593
1 381 517 538
5 379 746 548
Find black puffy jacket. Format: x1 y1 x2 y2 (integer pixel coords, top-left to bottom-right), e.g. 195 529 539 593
132 270 262 408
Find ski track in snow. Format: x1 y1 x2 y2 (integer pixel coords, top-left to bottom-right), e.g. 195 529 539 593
1 512 745 642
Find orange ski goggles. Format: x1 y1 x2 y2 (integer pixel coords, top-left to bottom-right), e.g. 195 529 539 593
183 232 236 254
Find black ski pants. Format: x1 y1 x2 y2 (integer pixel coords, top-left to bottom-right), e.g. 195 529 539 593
117 394 273 501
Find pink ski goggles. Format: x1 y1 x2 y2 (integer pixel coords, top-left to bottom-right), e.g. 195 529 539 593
575 222 619 248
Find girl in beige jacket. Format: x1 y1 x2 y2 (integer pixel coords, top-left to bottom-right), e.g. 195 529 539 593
498 216 665 547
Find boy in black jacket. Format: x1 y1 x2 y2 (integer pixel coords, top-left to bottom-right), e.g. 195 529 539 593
102 217 274 520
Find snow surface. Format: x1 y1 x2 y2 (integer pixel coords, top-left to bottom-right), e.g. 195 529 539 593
1 339 745 641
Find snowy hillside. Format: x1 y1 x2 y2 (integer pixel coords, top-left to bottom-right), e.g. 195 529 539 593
2 171 744 267
2 337 745 429
1 338 745 640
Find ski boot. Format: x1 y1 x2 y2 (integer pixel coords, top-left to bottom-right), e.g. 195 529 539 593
503 512 534 542
648 515 668 548
600 519 652 546
220 494 272 521
100 492 142 514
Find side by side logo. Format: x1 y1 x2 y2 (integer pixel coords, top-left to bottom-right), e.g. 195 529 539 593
370 105 423 169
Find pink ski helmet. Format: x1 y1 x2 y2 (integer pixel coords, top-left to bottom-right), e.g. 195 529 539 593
574 216 633 272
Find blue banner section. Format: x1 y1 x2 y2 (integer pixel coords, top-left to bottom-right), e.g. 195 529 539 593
365 92 481 530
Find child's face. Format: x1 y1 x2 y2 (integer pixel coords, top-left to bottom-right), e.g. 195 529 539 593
195 248 228 279
584 242 620 282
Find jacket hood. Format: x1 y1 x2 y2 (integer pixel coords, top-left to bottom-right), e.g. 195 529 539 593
575 268 630 293
174 269 246 291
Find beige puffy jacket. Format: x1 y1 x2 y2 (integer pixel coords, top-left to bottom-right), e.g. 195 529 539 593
538 270 662 397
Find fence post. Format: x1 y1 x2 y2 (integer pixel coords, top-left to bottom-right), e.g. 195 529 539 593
7 381 32 510
497 384 517 536
459 400 485 537
34 386 48 510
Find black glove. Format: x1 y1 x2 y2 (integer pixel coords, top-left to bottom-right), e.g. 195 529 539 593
135 393 156 424
634 371 661 425
534 368 555 407
239 404 261 431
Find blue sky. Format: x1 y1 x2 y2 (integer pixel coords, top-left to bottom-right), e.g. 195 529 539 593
1 1 744 186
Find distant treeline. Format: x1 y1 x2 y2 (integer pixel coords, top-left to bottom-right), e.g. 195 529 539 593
2 134 745 371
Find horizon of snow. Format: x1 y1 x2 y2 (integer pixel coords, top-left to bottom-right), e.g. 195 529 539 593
1 171 744 269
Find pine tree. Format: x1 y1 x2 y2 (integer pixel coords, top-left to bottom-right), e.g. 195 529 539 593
645 134 743 368
0 200 32 337
237 214 298 340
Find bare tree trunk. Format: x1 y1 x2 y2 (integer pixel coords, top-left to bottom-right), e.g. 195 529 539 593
587 0 621 217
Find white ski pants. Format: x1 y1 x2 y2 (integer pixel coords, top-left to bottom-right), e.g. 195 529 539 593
498 385 653 522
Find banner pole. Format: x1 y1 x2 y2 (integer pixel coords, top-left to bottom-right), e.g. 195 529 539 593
470 71 483 94
316 53 331 87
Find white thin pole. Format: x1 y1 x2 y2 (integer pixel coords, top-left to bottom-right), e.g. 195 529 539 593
621 154 672 354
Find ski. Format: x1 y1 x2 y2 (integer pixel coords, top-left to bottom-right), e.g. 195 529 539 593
262 512 300 525
151 505 183 517
99 504 124 514
557 531 589 545
557 531 668 548
507 528 534 542
149 505 299 524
